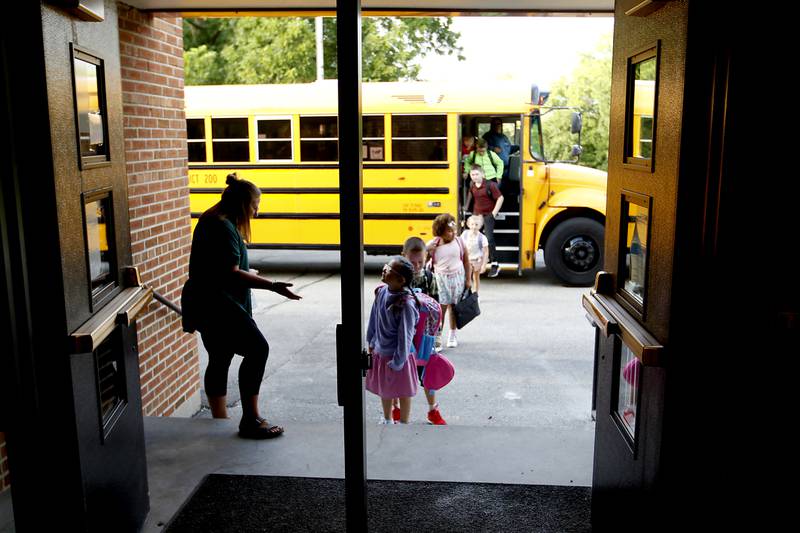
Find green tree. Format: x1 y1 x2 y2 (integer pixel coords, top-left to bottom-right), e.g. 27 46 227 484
183 17 464 85
541 33 612 171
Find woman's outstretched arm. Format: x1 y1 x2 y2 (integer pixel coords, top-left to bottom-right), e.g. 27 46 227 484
230 265 302 300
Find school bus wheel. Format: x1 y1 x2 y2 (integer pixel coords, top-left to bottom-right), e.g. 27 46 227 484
544 217 604 286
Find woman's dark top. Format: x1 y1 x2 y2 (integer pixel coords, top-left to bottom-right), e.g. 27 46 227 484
182 214 252 333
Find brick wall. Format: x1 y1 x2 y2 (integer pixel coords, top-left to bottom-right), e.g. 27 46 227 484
118 5 199 416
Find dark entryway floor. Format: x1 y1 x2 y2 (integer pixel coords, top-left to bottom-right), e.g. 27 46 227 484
141 416 593 531
166 474 591 532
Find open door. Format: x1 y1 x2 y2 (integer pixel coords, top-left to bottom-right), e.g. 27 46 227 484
1 4 149 530
585 0 686 526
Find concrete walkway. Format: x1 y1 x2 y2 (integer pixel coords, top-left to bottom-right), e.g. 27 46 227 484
0 405 595 533
0 251 598 531
141 416 595 532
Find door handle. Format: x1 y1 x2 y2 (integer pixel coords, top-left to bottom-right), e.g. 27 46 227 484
70 286 153 353
336 323 370 408
336 323 345 407
361 349 372 373
582 293 620 337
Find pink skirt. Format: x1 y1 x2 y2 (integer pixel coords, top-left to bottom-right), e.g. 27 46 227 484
365 352 419 399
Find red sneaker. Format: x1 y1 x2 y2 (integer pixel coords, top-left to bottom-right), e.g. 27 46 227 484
427 408 447 425
392 406 401 422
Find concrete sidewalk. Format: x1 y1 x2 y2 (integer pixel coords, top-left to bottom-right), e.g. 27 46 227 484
141 416 595 532
0 250 597 531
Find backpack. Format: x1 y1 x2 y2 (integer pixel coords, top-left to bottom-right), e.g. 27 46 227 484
462 230 487 255
411 291 442 366
374 284 441 365
468 149 501 174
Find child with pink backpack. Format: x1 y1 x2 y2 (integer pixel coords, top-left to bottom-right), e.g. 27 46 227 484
390 237 452 425
365 256 421 424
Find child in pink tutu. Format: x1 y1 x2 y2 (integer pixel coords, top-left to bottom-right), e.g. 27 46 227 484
366 256 420 424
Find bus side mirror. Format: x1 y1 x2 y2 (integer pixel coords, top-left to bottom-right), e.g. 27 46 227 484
571 144 583 159
571 112 583 134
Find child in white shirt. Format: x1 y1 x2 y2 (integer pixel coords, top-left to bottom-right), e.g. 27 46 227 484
462 215 489 294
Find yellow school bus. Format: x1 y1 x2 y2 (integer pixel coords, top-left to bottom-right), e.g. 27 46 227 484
185 80 607 285
631 79 655 159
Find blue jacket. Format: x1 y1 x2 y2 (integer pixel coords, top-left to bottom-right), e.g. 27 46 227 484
482 131 512 167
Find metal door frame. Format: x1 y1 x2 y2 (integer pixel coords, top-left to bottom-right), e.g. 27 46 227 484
336 1 369 531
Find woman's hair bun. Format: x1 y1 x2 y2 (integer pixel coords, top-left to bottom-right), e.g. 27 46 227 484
226 172 238 186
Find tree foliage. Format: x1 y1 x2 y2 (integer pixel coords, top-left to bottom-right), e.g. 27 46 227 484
541 34 612 171
183 17 464 85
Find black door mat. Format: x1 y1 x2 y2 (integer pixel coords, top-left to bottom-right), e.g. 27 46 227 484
166 474 591 532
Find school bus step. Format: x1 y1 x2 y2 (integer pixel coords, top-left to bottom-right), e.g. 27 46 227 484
494 212 520 232
494 230 519 248
494 248 520 265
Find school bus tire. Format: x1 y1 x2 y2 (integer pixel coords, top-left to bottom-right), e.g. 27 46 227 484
544 217 604 286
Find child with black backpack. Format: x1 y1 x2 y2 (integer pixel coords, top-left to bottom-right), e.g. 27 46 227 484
466 165 504 277
427 214 471 348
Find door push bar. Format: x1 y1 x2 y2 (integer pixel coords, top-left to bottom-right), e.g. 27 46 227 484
582 271 664 366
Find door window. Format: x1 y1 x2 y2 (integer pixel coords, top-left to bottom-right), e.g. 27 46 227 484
619 192 651 316
615 343 640 442
71 46 109 169
529 114 544 161
624 45 659 171
83 190 117 308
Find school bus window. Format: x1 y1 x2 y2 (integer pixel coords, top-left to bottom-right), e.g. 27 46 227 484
638 117 653 159
257 118 292 161
300 116 338 161
211 117 249 162
391 115 447 161
186 118 206 162
363 115 385 161
529 115 544 160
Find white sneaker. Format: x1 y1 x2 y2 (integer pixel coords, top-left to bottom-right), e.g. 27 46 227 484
446 333 458 348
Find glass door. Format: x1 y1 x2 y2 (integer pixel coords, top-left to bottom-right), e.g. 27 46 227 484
336 2 368 530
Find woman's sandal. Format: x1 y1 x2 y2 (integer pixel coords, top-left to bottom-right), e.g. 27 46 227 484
238 417 284 440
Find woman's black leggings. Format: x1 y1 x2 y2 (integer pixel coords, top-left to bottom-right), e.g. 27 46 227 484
200 315 269 398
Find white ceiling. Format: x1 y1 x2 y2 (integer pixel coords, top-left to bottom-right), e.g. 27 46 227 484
124 1 614 15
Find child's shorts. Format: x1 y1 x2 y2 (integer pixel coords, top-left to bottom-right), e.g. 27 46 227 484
434 270 466 305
